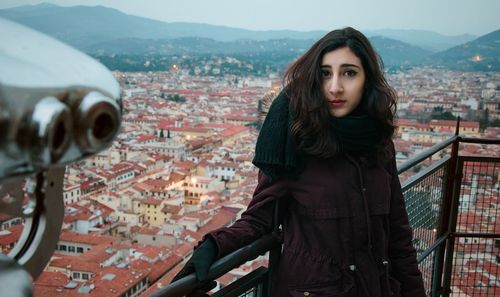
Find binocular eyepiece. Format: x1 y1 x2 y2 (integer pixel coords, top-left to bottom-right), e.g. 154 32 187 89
22 95 72 165
0 89 121 176
73 91 121 154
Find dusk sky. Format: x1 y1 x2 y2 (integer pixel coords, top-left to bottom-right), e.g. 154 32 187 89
0 0 499 36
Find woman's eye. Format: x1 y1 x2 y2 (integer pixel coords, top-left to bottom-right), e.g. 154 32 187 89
344 70 357 77
321 70 331 78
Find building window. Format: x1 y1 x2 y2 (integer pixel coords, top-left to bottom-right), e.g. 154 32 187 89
77 247 84 253
82 273 89 280
59 245 67 251
68 246 76 253
73 272 80 279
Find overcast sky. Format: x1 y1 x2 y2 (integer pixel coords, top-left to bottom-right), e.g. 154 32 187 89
1 0 499 36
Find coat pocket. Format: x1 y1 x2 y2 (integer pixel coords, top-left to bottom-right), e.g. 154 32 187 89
291 181 355 220
289 280 355 297
381 274 402 297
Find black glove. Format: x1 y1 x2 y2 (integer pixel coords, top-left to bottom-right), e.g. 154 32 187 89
171 237 218 295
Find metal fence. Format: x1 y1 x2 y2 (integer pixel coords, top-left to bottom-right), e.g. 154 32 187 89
445 156 500 297
401 157 450 296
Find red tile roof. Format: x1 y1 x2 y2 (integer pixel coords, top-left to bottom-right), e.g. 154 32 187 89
35 266 151 297
59 231 116 246
430 119 479 128
136 134 156 142
143 197 163 206
34 271 69 287
218 126 249 138
139 262 184 297
134 226 160 235
148 254 182 283
49 256 101 273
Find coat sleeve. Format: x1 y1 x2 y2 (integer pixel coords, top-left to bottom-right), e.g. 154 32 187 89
204 171 289 258
387 153 427 297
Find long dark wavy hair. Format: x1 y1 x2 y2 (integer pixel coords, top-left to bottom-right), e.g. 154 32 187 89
284 27 397 158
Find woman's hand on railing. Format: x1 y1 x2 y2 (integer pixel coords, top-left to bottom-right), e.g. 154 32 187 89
170 238 218 296
153 233 282 296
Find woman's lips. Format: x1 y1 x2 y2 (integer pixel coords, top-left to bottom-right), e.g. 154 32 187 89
328 100 346 108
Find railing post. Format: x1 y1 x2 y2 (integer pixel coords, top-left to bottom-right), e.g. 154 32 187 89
431 120 461 297
441 156 463 297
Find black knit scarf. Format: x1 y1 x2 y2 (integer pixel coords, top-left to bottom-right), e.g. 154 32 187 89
252 90 383 181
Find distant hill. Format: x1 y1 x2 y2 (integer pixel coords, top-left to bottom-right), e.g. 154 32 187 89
369 36 432 66
87 37 314 55
364 29 476 52
0 4 478 50
1 3 498 72
85 35 432 68
0 3 325 47
432 29 500 71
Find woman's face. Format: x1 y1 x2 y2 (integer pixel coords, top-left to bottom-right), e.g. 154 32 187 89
320 47 366 118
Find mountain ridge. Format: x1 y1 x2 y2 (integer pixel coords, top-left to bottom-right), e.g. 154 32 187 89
1 3 498 71
0 4 476 49
363 28 476 52
432 29 500 71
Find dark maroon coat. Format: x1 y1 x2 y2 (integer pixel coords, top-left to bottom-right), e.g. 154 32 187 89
207 151 426 297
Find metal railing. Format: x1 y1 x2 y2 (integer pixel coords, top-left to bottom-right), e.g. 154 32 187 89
157 134 500 297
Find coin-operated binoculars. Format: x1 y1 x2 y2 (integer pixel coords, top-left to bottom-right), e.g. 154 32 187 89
0 17 122 296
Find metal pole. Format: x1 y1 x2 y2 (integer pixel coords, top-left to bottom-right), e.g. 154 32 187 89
430 119 461 297
441 157 464 297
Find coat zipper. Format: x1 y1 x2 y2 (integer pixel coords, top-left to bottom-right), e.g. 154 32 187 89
383 260 392 297
347 154 394 297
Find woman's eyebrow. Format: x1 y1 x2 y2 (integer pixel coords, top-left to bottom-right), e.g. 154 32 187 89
321 63 361 69
340 63 361 69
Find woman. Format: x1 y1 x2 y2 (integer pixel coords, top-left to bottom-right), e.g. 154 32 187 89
173 27 426 297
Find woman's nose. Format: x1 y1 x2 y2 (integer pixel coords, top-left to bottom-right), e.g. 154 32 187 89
328 76 343 94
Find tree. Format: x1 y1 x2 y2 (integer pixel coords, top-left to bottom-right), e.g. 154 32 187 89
430 107 456 120
166 94 187 103
479 108 489 130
